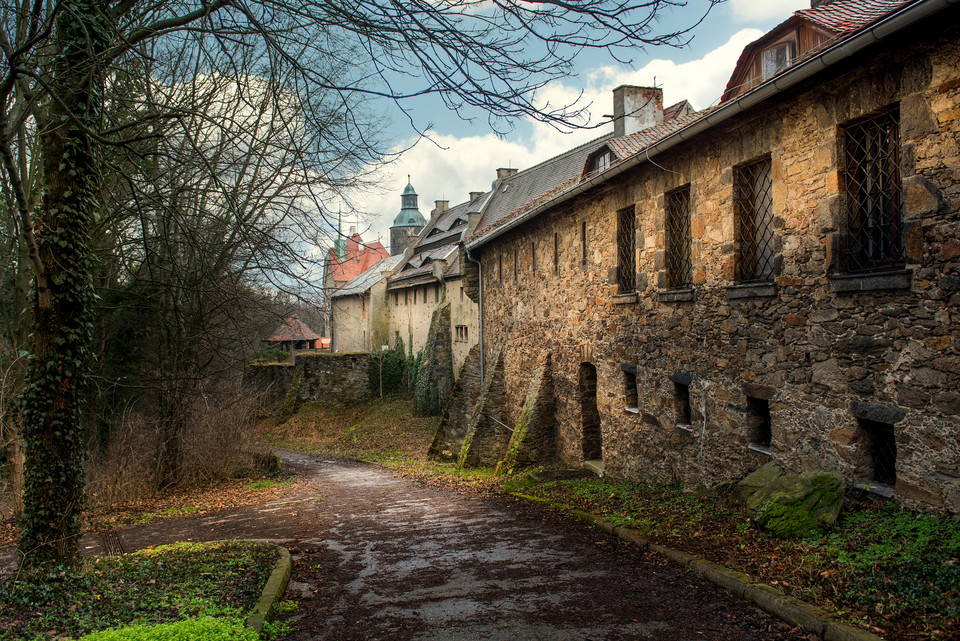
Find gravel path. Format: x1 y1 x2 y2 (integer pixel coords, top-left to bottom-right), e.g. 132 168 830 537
74 451 818 640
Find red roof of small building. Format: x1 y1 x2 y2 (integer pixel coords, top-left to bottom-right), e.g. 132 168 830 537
266 315 322 343
326 233 390 285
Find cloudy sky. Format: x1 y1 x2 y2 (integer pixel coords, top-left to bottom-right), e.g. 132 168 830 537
344 0 809 248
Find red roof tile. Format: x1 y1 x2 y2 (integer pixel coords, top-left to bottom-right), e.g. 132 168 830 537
798 0 914 34
326 233 390 284
266 315 322 342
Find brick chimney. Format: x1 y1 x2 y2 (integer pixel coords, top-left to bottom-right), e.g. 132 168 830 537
469 191 485 201
432 200 449 217
612 85 663 137
496 167 518 182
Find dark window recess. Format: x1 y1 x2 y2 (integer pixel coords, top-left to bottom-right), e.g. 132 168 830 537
434 285 439 303
414 288 418 304
617 206 636 293
455 325 468 343
498 254 503 281
580 221 588 266
665 186 692 289
513 250 518 282
554 232 560 274
842 108 904 273
746 396 772 448
859 418 897 485
531 242 537 271
735 156 775 282
624 371 638 410
580 363 602 460
674 382 692 427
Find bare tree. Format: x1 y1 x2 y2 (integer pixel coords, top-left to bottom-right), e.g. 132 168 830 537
0 0 714 569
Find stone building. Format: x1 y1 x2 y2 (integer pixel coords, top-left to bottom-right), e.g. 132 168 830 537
330 254 404 353
452 0 960 513
264 315 324 353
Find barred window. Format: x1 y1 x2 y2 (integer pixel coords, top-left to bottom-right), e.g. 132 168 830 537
617 206 636 293
734 156 775 282
842 108 904 273
665 186 692 289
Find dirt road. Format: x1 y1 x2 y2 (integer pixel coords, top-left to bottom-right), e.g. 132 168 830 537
79 451 816 640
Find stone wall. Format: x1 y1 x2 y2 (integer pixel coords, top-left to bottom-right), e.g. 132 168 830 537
448 276 480 375
246 352 374 418
472 19 960 512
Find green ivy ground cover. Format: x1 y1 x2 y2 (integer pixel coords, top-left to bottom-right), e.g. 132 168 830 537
0 541 277 641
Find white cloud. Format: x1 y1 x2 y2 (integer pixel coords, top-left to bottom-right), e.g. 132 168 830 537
728 0 807 23
351 29 765 249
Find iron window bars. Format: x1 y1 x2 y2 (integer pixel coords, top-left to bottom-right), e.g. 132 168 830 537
665 186 692 289
734 156 775 282
617 206 636 293
842 108 904 273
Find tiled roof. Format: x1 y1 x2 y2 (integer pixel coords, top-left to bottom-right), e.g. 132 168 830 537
472 132 613 234
331 254 404 298
606 111 708 159
266 315 321 342
799 0 914 34
722 0 914 102
663 100 692 121
326 233 390 284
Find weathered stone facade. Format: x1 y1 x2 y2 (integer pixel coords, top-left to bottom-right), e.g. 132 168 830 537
469 16 960 512
246 352 375 418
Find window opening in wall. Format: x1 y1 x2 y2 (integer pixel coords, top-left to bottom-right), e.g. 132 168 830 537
554 232 560 274
531 242 537 271
394 291 399 306
513 250 518 282
580 221 587 266
746 396 772 453
579 363 602 461
394 330 400 345
761 39 796 80
858 418 897 486
735 156 775 282
455 325 468 342
498 254 503 281
665 185 692 289
617 205 636 293
434 285 439 303
674 381 692 427
460 285 464 301
623 370 638 412
414 288 418 304
842 107 903 273
404 290 409 305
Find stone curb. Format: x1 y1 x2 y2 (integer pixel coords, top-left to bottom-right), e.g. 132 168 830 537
508 492 883 641
246 545 292 634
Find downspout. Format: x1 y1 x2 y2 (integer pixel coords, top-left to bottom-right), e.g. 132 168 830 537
464 246 484 384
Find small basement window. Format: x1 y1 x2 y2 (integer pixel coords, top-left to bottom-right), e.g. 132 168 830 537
859 418 897 486
624 370 638 412
746 396 772 454
674 381 692 428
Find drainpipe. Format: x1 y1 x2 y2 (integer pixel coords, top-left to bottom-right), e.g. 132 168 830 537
464 246 484 384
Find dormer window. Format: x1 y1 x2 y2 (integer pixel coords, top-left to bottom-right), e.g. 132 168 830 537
449 218 465 228
585 147 614 175
761 39 796 80
427 227 442 237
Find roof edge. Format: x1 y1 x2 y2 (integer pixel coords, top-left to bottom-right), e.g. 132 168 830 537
466 0 954 252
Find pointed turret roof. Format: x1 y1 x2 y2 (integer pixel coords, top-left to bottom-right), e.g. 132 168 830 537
392 175 427 227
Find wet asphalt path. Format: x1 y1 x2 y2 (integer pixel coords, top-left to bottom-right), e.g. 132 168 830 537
61 451 815 640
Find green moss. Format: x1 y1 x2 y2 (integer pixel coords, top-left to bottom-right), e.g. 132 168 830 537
757 502 820 538
495 396 533 477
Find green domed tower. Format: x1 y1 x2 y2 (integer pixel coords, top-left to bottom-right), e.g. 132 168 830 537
390 176 426 256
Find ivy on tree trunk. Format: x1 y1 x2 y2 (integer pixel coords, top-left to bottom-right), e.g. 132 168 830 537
17 0 107 570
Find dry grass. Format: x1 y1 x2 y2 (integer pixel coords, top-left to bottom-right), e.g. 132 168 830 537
258 394 439 464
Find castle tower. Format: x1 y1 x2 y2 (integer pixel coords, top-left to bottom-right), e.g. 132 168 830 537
390 176 426 256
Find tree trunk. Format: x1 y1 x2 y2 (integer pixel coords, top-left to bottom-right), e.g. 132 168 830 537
17 1 107 570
